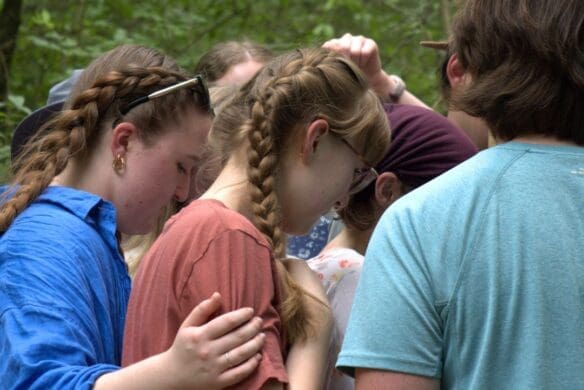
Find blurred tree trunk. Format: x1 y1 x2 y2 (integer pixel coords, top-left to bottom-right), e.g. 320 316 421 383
441 0 452 36
0 0 23 102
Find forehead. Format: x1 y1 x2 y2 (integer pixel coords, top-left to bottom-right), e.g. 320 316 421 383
154 106 212 148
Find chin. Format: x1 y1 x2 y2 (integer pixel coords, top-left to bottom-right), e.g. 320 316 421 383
119 220 154 236
282 218 316 236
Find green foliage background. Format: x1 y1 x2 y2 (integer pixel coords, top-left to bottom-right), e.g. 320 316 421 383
0 0 456 179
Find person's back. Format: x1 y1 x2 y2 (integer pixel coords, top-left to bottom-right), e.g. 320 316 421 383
347 142 584 388
338 0 584 388
440 143 584 387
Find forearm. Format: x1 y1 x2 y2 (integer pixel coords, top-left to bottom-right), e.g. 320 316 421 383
369 70 431 109
94 353 174 389
284 316 333 390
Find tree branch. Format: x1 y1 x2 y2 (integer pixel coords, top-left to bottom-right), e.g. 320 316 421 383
0 0 23 102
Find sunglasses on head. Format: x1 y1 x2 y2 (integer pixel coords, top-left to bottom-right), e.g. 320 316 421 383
120 74 213 116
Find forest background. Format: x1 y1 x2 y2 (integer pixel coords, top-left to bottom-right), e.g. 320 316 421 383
0 0 463 179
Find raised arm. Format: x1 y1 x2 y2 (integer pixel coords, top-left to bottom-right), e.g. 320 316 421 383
322 33 431 109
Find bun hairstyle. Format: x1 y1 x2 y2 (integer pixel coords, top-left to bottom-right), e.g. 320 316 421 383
1 44 210 232
209 47 391 342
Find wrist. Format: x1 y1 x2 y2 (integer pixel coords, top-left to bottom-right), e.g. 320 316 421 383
387 74 406 102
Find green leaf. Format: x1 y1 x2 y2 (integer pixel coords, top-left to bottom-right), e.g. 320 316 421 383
7 95 31 115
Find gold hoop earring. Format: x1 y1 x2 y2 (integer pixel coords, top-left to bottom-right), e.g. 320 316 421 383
112 154 126 173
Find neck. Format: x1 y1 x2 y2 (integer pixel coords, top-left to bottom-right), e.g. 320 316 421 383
512 134 578 146
51 157 112 200
200 157 254 220
326 225 373 255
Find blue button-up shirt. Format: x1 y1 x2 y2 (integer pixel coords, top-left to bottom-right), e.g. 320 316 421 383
0 186 131 388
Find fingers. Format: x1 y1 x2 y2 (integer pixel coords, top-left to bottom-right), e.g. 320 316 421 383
215 316 263 353
350 35 365 68
217 353 263 388
222 331 266 370
322 33 381 76
180 292 223 328
190 308 258 342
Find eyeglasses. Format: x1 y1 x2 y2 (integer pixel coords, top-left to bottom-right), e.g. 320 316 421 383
339 137 379 195
120 74 212 115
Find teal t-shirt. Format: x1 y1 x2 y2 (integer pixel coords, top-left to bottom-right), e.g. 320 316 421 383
338 142 584 388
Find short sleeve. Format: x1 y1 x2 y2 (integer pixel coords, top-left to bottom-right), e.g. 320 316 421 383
336 206 443 379
181 229 288 388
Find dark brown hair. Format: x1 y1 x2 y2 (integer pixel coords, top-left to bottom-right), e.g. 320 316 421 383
438 51 452 103
1 44 208 232
194 40 274 84
209 47 390 343
450 0 584 145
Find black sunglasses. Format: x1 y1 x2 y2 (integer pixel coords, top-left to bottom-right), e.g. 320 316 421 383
120 74 212 116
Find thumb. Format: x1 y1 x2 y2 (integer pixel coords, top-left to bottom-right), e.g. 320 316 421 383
180 292 222 328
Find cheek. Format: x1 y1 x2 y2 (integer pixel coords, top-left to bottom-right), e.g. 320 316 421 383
127 158 177 204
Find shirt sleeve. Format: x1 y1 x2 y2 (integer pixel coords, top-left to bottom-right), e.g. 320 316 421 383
179 229 288 388
0 305 118 389
336 206 443 379
0 224 123 389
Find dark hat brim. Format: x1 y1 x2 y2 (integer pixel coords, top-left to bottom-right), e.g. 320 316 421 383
11 101 64 161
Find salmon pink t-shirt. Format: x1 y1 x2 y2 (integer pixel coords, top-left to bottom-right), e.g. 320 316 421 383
122 199 288 388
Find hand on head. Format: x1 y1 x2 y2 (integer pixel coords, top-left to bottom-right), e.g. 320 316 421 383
322 33 389 97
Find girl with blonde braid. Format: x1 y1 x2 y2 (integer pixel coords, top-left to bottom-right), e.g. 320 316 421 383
123 47 391 389
0 44 266 389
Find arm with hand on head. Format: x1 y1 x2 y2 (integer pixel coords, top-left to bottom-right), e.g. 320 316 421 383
95 293 264 389
322 33 431 109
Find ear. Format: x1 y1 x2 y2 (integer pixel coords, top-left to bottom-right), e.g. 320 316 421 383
374 172 403 209
300 118 329 165
446 53 468 89
110 122 139 157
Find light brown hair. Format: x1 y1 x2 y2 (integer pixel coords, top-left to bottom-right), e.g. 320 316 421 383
1 44 209 232
450 0 584 145
209 47 391 343
194 40 274 84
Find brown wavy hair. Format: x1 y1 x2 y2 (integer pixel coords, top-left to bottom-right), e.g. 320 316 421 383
194 40 274 84
1 44 209 232
450 0 584 145
209 47 390 343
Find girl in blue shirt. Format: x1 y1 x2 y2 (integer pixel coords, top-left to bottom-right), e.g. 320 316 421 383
0 44 264 389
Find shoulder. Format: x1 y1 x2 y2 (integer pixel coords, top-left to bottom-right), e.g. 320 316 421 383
164 199 269 246
388 144 519 219
1 201 108 267
308 248 363 290
137 199 273 282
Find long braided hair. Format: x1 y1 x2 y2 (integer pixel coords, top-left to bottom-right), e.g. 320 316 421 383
209 48 391 343
1 44 207 232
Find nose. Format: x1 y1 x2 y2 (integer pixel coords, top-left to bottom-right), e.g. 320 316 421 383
174 174 191 203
